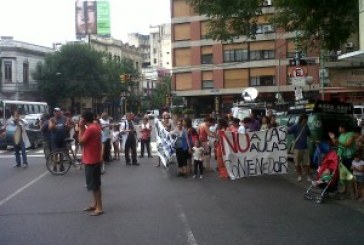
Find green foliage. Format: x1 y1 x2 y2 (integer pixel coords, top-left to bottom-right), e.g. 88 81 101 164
171 106 184 115
186 0 261 41
149 75 172 109
186 0 359 50
33 43 140 113
33 43 107 106
182 108 195 115
272 0 359 50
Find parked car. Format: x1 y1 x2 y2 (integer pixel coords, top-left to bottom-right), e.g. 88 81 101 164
0 114 43 149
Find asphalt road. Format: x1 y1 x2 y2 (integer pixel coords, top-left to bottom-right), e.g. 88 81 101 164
1 147 364 245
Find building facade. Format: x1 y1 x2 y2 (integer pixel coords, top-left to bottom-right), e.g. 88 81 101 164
330 0 364 103
0 36 53 101
149 24 172 70
171 0 323 115
127 33 151 68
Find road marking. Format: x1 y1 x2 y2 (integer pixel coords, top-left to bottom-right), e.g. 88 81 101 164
176 203 198 245
0 171 48 207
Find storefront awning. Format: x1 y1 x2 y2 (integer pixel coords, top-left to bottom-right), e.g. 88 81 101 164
338 50 364 62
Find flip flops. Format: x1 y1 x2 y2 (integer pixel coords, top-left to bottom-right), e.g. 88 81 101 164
83 206 96 212
90 211 104 216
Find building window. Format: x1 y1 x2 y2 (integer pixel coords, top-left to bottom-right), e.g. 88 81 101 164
250 50 275 60
235 49 248 61
202 80 214 89
23 63 29 83
224 49 248 62
154 58 157 64
201 54 213 64
4 61 12 83
250 75 275 86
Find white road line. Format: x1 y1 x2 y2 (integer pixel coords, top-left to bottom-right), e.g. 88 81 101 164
0 171 48 207
176 203 198 245
178 207 198 245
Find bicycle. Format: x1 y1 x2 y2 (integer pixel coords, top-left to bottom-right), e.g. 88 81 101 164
46 138 82 175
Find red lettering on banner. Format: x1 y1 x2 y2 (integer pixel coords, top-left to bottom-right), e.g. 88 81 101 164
219 130 238 155
237 133 250 153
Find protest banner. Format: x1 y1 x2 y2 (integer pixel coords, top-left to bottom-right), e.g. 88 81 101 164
154 120 176 167
219 126 288 179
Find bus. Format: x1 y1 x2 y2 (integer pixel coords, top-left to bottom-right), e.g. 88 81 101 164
0 100 49 126
0 100 49 149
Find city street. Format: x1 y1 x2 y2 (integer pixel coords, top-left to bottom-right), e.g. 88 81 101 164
1 146 364 245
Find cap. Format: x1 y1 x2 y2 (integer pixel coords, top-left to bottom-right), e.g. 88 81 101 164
54 107 61 112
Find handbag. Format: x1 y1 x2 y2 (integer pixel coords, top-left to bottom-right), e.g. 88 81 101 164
14 125 22 146
288 125 305 154
339 162 353 183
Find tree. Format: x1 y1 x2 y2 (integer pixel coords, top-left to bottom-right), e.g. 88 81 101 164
186 0 359 50
149 75 172 110
34 43 107 109
272 0 359 50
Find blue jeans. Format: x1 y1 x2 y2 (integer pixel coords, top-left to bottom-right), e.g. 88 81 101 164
14 141 28 166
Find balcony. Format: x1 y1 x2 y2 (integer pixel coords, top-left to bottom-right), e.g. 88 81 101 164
0 83 39 92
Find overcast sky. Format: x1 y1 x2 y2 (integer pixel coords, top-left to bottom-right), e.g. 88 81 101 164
0 0 171 47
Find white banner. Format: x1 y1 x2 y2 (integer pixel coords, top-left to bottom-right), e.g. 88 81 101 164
220 126 288 179
154 120 175 167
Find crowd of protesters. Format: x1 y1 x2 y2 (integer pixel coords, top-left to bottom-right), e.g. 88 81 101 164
4 105 364 209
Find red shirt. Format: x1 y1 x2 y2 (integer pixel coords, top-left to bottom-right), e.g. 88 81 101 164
81 124 102 165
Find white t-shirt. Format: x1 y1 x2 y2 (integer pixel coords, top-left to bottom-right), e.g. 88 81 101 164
352 159 364 176
192 146 204 161
112 130 120 143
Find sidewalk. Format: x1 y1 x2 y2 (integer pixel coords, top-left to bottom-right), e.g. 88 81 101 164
283 160 364 213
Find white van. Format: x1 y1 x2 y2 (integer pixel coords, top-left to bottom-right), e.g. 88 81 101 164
353 105 364 126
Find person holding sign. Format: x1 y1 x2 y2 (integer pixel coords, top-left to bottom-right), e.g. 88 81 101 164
288 113 311 182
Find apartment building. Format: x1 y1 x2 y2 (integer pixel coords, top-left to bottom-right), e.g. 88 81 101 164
330 0 364 103
150 24 172 70
0 36 53 101
171 0 321 114
127 33 151 68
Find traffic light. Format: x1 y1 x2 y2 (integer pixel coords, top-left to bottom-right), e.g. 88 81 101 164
120 74 126 83
288 58 307 66
120 74 133 83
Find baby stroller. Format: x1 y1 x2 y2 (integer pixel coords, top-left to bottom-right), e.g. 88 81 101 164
304 142 339 204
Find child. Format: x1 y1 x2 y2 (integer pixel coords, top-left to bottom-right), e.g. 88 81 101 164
192 140 205 179
312 169 332 187
112 124 120 160
352 151 364 201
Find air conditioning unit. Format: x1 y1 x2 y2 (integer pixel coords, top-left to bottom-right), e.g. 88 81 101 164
345 42 354 48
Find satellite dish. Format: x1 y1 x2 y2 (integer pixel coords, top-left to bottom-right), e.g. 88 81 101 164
242 87 259 102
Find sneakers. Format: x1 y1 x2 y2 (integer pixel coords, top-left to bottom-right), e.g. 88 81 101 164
297 176 302 182
306 176 312 182
193 175 197 179
199 175 203 179
22 163 28 168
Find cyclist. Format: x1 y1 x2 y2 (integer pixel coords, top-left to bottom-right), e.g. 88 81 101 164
49 108 74 172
